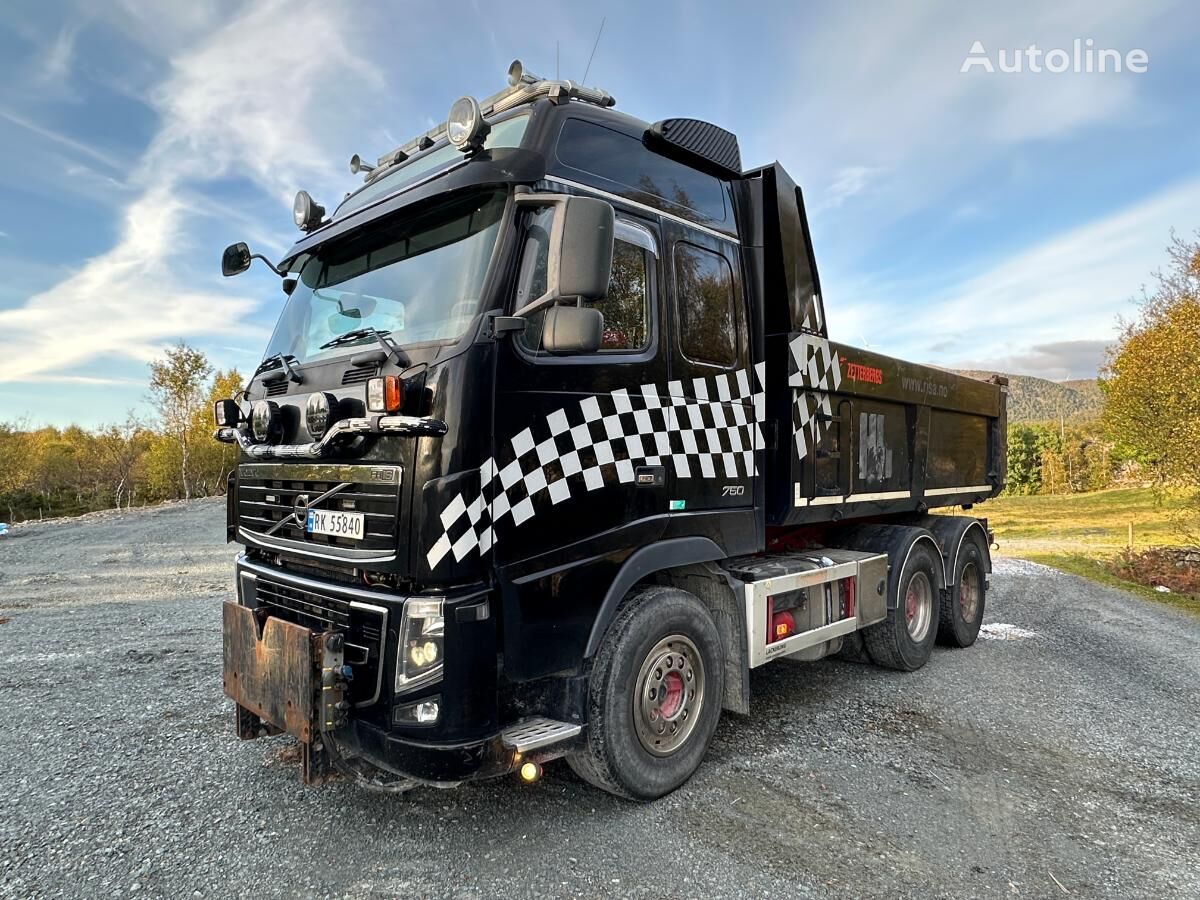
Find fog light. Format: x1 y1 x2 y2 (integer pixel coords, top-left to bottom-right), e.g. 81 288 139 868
519 762 542 783
393 695 441 726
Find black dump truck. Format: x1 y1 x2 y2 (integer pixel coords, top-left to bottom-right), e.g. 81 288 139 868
215 60 1007 800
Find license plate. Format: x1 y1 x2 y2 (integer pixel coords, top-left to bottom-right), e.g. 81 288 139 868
305 509 365 540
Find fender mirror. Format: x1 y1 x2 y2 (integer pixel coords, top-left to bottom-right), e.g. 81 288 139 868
222 242 252 277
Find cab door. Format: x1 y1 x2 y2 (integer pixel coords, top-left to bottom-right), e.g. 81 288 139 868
660 221 756 516
491 209 670 570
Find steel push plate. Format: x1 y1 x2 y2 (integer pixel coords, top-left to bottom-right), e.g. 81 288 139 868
222 602 315 742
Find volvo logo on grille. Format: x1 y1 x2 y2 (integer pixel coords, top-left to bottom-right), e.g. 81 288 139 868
293 493 310 525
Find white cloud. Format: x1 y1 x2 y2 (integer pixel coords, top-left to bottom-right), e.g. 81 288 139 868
0 1 381 384
832 176 1200 378
36 24 79 85
749 0 1177 234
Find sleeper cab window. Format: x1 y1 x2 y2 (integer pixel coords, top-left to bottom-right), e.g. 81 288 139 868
516 217 654 356
674 242 737 368
554 117 729 226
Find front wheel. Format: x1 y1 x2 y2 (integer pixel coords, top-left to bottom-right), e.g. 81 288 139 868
568 585 724 801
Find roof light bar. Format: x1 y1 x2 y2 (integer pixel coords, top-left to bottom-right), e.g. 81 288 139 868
357 59 615 181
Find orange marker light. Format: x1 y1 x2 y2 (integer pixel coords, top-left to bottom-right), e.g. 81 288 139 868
366 375 403 413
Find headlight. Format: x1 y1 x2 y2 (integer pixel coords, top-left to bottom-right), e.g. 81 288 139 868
305 391 335 438
293 190 326 231
250 400 278 443
396 599 444 690
446 96 487 151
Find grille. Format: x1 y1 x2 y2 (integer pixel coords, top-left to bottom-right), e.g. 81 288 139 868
253 571 387 706
341 366 378 386
264 380 289 397
237 463 402 557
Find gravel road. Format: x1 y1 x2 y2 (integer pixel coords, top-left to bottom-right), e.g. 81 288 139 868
2 500 1198 899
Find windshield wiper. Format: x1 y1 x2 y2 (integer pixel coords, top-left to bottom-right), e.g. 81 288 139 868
319 327 408 365
254 352 303 384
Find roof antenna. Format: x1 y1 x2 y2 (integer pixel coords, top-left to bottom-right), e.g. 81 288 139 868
582 17 605 84
556 40 560 80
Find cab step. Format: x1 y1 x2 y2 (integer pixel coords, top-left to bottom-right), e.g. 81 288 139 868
501 717 582 753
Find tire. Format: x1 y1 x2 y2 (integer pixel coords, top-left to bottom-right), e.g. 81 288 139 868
862 538 942 671
937 530 987 647
568 585 724 801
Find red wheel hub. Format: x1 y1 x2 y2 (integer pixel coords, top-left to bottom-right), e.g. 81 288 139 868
658 671 684 719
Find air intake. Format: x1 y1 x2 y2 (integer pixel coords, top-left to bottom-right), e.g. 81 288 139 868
342 366 378 386
264 380 289 397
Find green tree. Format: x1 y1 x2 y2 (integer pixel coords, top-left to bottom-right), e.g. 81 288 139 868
1102 232 1200 532
149 343 213 500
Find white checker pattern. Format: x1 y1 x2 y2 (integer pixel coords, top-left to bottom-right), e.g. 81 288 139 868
787 333 843 462
426 363 766 570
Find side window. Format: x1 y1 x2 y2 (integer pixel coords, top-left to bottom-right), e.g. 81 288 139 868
674 242 736 367
517 219 654 356
593 240 649 350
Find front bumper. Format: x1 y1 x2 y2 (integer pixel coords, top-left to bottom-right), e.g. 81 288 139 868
227 555 521 786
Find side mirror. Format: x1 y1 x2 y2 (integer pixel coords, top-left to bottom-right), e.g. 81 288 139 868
222 242 251 277
541 305 604 354
553 196 615 301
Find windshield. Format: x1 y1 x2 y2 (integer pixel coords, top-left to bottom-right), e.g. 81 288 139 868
336 114 530 219
263 189 507 364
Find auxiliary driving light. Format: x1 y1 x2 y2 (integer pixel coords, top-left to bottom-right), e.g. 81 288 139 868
250 400 279 443
293 190 326 232
446 96 488 151
305 391 336 438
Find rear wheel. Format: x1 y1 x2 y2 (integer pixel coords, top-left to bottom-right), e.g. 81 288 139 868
568 585 724 800
863 539 942 671
938 531 987 647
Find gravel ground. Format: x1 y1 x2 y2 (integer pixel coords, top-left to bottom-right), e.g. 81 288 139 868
1 500 1198 899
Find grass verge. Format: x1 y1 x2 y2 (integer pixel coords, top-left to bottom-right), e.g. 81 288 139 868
975 487 1199 615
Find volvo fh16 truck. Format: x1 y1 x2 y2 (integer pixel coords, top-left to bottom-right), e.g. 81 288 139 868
215 60 1007 799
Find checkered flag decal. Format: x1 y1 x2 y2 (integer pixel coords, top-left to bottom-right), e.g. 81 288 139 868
787 334 842 462
426 364 766 570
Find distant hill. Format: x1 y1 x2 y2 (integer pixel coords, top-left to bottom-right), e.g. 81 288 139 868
956 371 1104 423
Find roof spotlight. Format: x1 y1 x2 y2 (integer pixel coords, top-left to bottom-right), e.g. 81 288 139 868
293 190 326 232
446 96 489 151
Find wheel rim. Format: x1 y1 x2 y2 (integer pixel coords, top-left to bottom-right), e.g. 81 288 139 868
633 635 705 757
904 572 933 643
959 562 981 623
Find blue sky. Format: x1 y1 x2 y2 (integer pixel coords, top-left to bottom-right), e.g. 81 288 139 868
1 0 1198 428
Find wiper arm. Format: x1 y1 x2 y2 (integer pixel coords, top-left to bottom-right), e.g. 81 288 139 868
254 352 303 384
319 327 409 365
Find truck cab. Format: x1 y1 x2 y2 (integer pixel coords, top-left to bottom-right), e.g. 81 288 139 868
217 61 1005 798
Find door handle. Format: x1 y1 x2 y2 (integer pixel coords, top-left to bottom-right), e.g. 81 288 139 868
635 465 665 487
